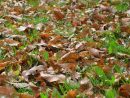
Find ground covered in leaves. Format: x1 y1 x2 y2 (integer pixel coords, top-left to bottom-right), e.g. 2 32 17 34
0 0 130 98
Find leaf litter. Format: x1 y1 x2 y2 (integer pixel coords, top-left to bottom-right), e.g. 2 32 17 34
0 0 130 97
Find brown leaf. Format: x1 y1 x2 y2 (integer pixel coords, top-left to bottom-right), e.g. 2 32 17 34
66 90 77 98
88 48 101 57
18 24 34 32
40 72 65 83
102 65 111 73
119 84 130 97
61 51 79 63
18 93 33 98
0 86 15 97
72 20 79 27
53 8 64 20
80 78 93 96
0 75 7 86
79 51 90 58
40 33 52 39
59 63 77 72
121 26 130 34
77 28 90 39
0 62 8 70
22 65 45 81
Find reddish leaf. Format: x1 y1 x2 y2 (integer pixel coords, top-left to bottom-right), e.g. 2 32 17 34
18 93 33 98
53 8 64 20
0 86 15 97
66 90 77 98
119 84 130 97
61 51 79 63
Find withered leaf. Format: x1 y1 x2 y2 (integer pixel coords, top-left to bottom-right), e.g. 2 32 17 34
0 86 15 97
60 51 79 63
18 24 34 32
53 8 64 20
40 72 65 83
119 84 130 97
66 90 77 98
22 65 45 81
18 93 33 98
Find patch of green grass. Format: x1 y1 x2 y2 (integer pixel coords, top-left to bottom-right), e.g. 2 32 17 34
52 88 62 98
17 88 33 95
113 65 125 73
115 2 129 12
103 31 130 55
42 51 49 61
40 93 48 98
40 81 80 98
28 29 40 42
0 48 5 60
27 0 40 7
33 17 49 25
59 81 80 95
89 66 115 87
76 94 88 98
83 36 94 42
105 89 116 98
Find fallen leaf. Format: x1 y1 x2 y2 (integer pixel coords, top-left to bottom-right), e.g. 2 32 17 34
40 72 65 83
0 86 15 97
119 84 130 97
0 62 8 70
18 93 33 98
53 8 64 20
88 48 101 57
66 90 77 98
22 65 45 81
60 51 79 63
18 24 34 32
36 23 43 31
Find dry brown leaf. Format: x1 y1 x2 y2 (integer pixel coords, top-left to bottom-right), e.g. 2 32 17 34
53 8 64 20
40 33 52 39
59 63 77 72
22 65 45 81
0 86 15 97
0 62 8 70
0 75 7 86
61 51 79 63
88 48 101 57
121 26 130 34
119 84 130 97
18 24 34 32
66 90 77 98
80 77 93 96
18 93 33 98
79 51 90 58
40 72 65 83
36 23 44 31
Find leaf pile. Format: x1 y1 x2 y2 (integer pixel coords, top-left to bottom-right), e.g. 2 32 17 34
0 0 130 98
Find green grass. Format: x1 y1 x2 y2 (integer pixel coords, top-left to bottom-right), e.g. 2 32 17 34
42 51 49 61
40 81 80 98
102 31 130 55
89 66 115 87
27 0 40 7
33 17 49 25
17 88 33 95
40 93 48 98
115 2 129 12
0 48 5 60
105 89 116 98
